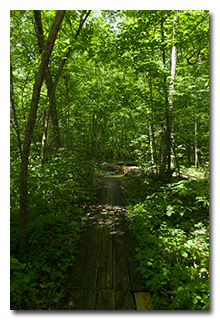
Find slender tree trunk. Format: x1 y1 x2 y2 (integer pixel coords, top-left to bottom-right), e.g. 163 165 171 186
65 76 70 151
148 75 155 164
10 63 22 157
160 11 179 178
19 11 65 258
195 76 199 169
147 109 154 164
34 10 91 162
160 17 169 174
168 10 179 175
34 10 62 160
40 107 50 163
169 11 179 107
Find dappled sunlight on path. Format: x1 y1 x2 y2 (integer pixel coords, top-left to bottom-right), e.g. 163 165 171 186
59 176 152 310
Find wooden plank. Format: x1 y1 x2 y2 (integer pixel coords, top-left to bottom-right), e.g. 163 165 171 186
114 208 145 292
126 254 144 292
66 214 103 289
134 292 153 310
64 232 90 289
96 289 115 310
115 290 135 310
123 231 145 291
112 209 131 290
66 289 81 310
64 289 97 310
80 216 103 289
96 225 113 289
113 233 131 290
78 289 96 310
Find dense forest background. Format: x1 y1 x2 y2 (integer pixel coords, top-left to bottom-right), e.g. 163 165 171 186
8 9 210 310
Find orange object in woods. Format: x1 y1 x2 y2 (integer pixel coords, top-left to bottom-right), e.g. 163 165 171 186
117 166 128 175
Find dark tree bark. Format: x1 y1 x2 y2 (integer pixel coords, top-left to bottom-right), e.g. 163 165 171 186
19 10 65 258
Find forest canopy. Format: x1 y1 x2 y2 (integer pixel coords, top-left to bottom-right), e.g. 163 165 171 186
10 10 209 168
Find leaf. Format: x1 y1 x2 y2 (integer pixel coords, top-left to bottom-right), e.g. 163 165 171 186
192 297 198 304
166 205 175 217
181 252 188 258
23 275 31 283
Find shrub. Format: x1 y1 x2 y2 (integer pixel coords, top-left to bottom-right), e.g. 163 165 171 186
123 176 209 310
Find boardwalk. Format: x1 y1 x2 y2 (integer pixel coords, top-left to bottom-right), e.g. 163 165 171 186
59 176 152 310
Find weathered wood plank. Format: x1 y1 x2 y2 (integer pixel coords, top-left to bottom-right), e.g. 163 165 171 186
123 230 145 291
66 289 81 310
66 214 103 289
112 208 131 290
80 218 103 289
134 292 153 310
115 290 135 310
63 289 97 310
113 233 131 290
96 289 115 310
78 289 96 310
114 207 145 292
96 223 113 289
64 234 89 289
126 254 144 292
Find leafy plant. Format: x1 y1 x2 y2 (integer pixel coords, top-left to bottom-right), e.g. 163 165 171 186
10 155 95 310
123 175 209 310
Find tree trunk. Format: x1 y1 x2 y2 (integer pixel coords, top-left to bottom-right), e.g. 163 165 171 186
35 10 91 162
160 17 169 174
195 76 199 169
161 11 179 178
19 10 65 258
34 10 62 160
168 10 179 175
147 109 154 164
10 63 22 157
169 11 179 107
148 75 155 164
65 76 70 151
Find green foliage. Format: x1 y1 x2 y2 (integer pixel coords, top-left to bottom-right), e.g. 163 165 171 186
10 152 97 310
10 9 209 310
11 205 88 309
123 176 209 310
10 10 209 167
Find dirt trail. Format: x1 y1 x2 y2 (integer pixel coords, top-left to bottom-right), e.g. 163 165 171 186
59 175 152 310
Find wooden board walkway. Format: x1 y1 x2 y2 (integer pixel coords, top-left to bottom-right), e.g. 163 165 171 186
59 176 152 310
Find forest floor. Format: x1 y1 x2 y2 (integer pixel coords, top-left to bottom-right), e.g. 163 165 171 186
59 175 152 310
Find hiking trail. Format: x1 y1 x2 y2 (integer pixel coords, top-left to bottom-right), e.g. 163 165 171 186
59 175 152 310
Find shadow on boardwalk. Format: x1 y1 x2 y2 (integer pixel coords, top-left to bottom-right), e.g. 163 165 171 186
59 176 152 310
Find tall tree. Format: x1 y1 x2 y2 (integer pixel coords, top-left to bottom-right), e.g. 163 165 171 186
33 10 62 159
35 10 91 161
19 10 65 257
10 63 22 157
168 10 179 175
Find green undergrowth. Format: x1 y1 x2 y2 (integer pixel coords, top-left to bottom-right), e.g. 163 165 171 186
10 154 98 310
122 175 209 310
